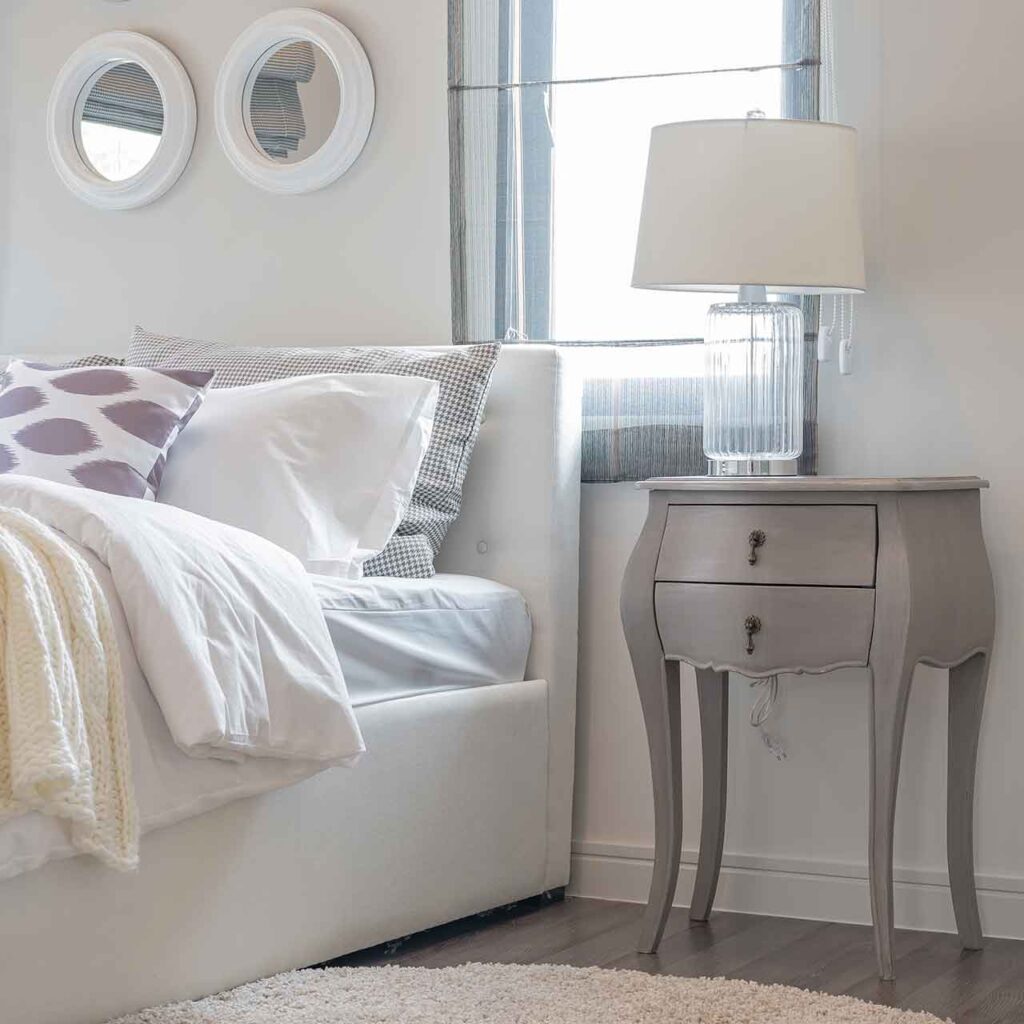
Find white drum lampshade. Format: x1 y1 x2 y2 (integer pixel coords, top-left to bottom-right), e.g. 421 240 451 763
632 116 865 471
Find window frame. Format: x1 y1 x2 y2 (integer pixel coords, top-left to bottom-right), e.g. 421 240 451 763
449 0 822 479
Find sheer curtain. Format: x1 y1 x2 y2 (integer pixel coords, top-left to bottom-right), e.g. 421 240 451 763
450 0 821 480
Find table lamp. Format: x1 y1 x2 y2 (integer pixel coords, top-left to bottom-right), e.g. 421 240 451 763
632 114 865 475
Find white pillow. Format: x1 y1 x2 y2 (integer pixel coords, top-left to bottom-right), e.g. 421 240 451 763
157 373 438 578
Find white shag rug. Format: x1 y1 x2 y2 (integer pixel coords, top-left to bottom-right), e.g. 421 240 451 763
107 962 951 1024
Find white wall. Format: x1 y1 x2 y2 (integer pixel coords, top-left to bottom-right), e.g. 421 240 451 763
3 0 1024 939
0 0 451 352
571 0 1024 939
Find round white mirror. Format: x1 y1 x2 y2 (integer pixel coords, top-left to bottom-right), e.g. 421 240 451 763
48 32 196 210
216 10 374 194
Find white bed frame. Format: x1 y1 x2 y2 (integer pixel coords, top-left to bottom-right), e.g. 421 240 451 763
0 345 582 1024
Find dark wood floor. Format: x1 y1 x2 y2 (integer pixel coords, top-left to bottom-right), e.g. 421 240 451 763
325 894 1024 1023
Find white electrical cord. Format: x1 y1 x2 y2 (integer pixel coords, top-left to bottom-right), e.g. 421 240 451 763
749 675 778 728
821 0 839 122
750 676 787 760
819 0 856 375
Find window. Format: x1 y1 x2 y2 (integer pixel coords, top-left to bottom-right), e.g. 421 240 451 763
450 0 821 480
79 122 160 181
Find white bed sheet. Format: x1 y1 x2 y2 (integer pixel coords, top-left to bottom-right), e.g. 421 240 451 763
313 573 533 707
0 567 532 883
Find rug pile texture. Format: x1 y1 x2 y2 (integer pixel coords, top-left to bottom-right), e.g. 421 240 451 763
108 962 951 1023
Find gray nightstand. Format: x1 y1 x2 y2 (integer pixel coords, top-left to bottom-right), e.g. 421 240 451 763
620 477 994 980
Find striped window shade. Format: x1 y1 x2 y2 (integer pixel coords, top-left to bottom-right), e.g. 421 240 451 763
449 0 822 481
248 40 316 158
81 62 164 136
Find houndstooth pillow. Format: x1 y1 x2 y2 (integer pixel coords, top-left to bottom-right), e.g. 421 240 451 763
60 354 127 368
128 327 501 578
1 353 126 373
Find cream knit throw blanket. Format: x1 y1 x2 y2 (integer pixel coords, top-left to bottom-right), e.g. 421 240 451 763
0 507 137 870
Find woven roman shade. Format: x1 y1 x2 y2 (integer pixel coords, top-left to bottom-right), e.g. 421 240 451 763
248 40 316 158
82 62 163 136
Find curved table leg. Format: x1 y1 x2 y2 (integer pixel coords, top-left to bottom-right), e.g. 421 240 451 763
948 650 990 950
690 668 728 922
868 652 916 981
621 496 680 954
634 658 682 953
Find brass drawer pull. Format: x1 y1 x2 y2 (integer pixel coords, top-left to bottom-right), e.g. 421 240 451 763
744 614 762 654
747 529 766 565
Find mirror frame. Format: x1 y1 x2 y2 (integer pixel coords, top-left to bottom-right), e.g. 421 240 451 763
215 9 375 195
47 32 197 211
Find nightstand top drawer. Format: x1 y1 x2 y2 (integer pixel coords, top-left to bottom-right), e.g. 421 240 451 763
655 582 874 675
656 504 877 587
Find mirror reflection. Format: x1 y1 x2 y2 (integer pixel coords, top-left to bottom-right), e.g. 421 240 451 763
247 40 341 163
78 61 164 182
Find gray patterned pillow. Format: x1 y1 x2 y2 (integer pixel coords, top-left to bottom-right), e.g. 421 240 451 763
0 354 126 374
0 360 212 499
128 327 501 578
59 354 126 369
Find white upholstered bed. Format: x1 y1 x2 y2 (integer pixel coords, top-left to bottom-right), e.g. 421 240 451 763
0 344 581 1024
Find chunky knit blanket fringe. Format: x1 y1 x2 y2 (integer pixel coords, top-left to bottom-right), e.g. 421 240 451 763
0 506 137 870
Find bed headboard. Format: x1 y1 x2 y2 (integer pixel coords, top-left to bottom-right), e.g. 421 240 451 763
437 343 582 889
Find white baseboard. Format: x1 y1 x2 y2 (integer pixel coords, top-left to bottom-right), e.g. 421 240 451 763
568 841 1024 941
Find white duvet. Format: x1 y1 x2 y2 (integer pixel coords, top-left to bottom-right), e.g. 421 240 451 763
0 475 364 881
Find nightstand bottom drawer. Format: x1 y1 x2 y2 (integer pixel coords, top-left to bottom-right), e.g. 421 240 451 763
655 583 875 675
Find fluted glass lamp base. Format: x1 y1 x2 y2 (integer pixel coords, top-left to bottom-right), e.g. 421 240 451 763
702 296 804 471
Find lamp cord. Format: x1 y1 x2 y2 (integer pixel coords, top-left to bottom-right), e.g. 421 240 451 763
820 0 856 375
750 676 787 760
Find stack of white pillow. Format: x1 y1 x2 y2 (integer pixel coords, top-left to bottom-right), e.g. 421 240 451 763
158 373 438 578
0 358 439 580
